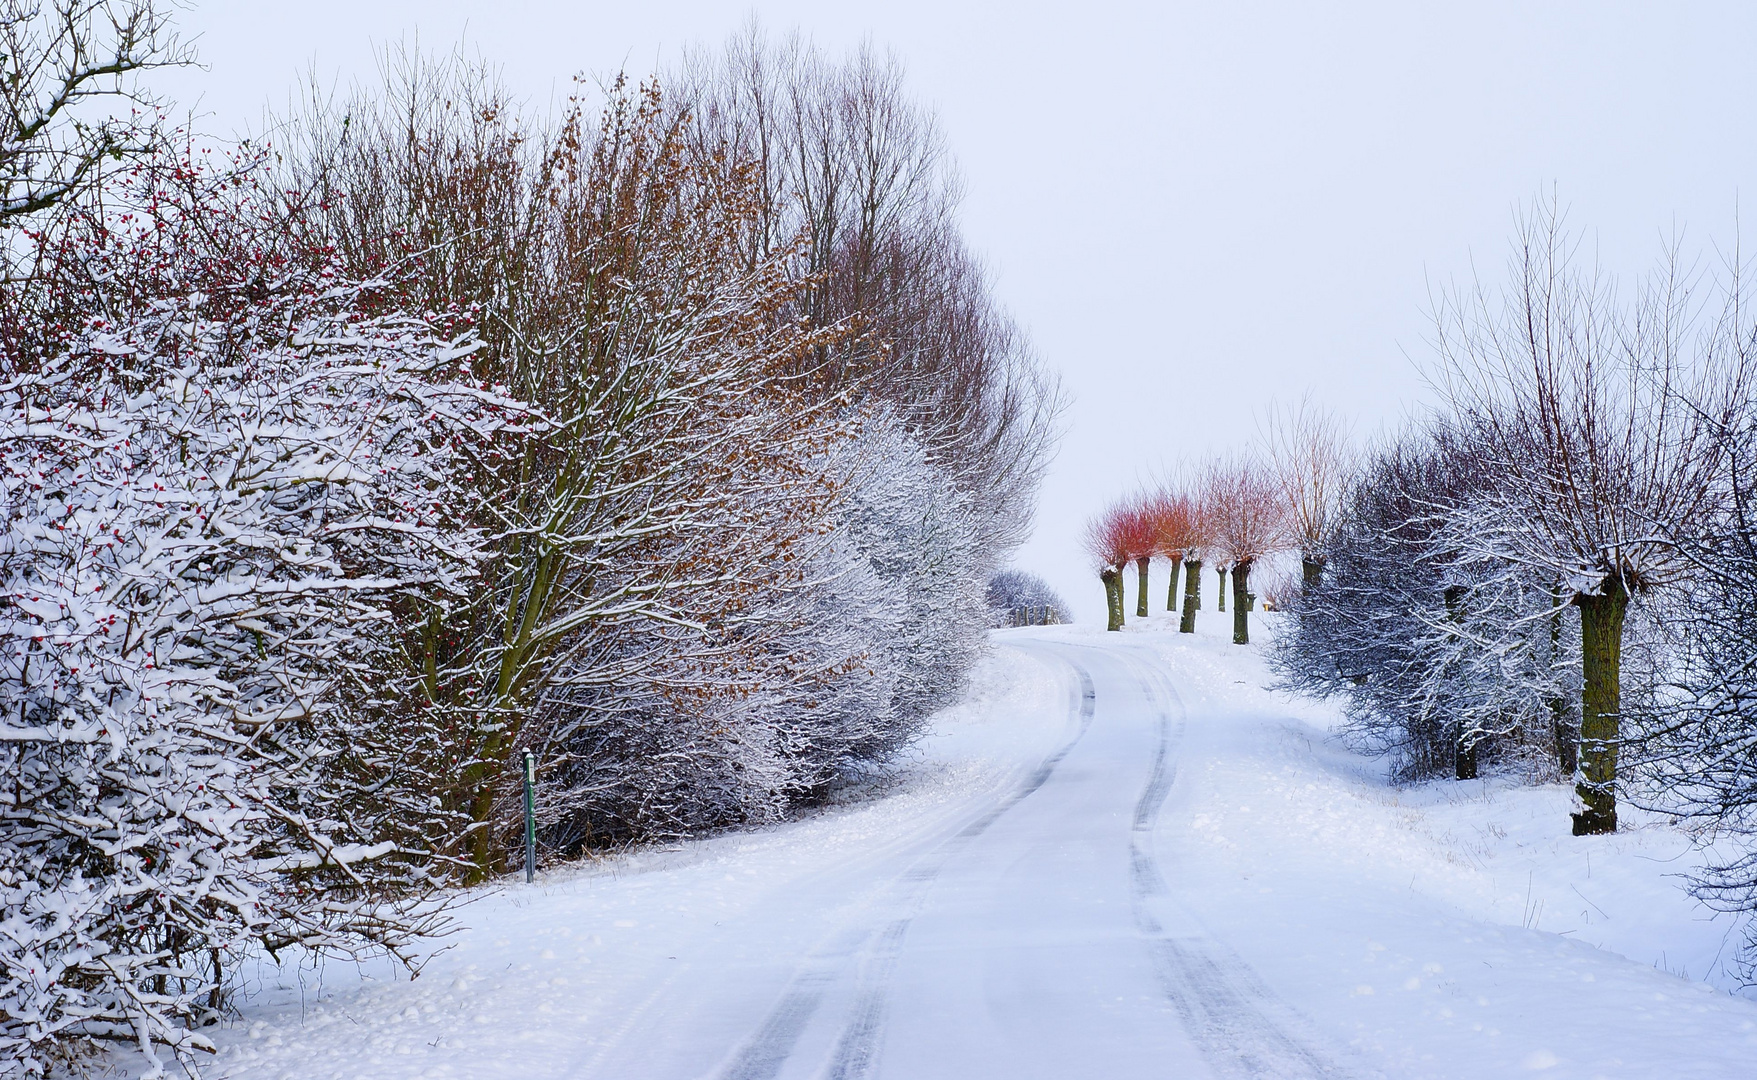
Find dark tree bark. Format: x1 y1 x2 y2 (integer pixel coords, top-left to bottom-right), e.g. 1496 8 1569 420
1301 556 1324 592
1216 564 1227 612
1136 556 1150 619
1440 586 1482 783
1572 578 1628 834
1441 583 1479 781
1456 738 1479 781
1166 555 1183 612
1548 583 1577 776
1231 557 1253 644
1180 559 1202 633
1102 567 1123 632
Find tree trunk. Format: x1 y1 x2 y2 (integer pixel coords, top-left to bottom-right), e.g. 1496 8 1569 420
1572 579 1628 835
466 748 503 880
1166 555 1183 612
1136 557 1151 619
1216 564 1227 612
1180 559 1202 633
1442 583 1477 781
1456 737 1478 781
1102 568 1123 631
1549 583 1577 776
1301 556 1324 592
1231 557 1253 644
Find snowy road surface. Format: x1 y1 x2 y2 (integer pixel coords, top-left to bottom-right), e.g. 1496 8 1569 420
190 623 1757 1080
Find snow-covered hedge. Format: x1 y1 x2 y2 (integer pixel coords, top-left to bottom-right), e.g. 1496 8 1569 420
525 412 987 846
1267 428 1575 780
0 153 533 1074
0 49 1055 1073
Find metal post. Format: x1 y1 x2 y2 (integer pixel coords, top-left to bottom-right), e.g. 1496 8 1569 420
523 750 536 884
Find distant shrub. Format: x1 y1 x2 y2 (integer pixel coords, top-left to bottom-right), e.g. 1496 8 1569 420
988 569 1070 626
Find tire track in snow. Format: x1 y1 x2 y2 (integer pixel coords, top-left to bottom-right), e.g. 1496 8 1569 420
1119 644 1352 1080
818 917 907 1080
715 648 1098 1080
1118 645 1183 933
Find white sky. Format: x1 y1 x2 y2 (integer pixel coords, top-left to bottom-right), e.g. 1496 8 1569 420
156 2 1757 623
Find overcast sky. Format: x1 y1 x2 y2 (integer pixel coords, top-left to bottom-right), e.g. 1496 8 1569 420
156 2 1757 622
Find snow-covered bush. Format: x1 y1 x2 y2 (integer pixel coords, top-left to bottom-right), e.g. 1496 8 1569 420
279 66 1025 871
523 412 986 849
1631 410 1757 945
838 414 988 725
1269 428 1574 780
0 151 529 1074
986 569 1069 626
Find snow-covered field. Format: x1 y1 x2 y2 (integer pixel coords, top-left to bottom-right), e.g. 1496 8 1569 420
128 616 1757 1079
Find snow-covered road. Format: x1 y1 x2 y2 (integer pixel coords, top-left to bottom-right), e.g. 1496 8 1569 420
189 625 1757 1080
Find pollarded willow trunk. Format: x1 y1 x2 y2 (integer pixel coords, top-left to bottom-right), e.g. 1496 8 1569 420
1166 555 1183 612
1549 583 1577 776
1102 567 1123 632
1136 557 1151 619
1180 559 1202 633
1572 578 1629 835
1216 564 1227 612
1301 556 1324 592
1231 557 1253 645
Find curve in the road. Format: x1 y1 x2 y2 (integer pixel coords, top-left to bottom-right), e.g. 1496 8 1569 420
718 637 1358 1080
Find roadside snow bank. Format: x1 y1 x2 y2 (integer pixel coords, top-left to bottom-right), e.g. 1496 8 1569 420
1075 610 1757 1078
1120 611 1750 992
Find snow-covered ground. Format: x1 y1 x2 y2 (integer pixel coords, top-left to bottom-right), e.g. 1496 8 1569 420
1119 612 1757 1077
129 615 1757 1079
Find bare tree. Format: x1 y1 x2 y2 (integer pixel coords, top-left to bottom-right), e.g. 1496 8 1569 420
1432 199 1753 833
282 63 860 880
675 25 1066 569
1206 455 1288 644
1083 504 1133 631
1119 495 1156 619
1147 487 1193 612
1178 483 1215 634
0 1 188 228
1263 395 1357 590
1633 398 1757 937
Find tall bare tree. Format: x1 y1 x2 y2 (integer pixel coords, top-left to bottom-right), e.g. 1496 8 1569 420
675 25 1065 568
1148 487 1193 612
282 61 859 880
1432 200 1753 833
1207 455 1288 644
1084 504 1133 631
1263 395 1356 590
